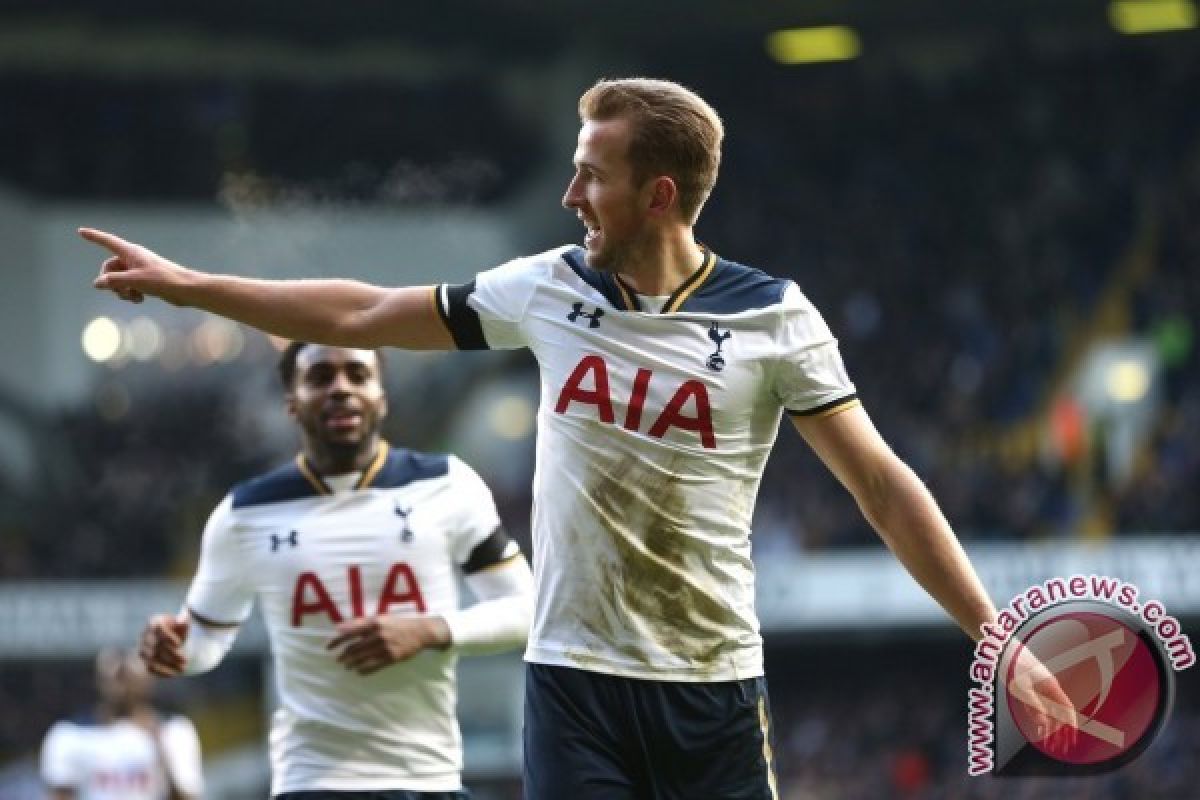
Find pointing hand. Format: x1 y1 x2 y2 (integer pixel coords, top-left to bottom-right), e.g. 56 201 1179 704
80 227 194 306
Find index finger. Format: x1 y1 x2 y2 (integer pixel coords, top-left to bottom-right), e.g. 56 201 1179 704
78 227 133 255
147 612 182 636
148 621 184 649
327 617 375 651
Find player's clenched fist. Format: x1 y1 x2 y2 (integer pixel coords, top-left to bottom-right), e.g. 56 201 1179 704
79 227 195 306
139 613 190 678
327 615 452 676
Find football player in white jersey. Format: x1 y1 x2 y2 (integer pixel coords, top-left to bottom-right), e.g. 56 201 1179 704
83 78 1074 798
40 648 203 800
135 342 534 799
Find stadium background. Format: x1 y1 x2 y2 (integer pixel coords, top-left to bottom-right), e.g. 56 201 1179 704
0 0 1198 797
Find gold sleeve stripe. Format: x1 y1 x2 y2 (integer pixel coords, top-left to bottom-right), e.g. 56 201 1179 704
429 285 453 335
468 551 523 574
758 696 780 800
664 248 717 313
787 395 861 419
812 397 862 419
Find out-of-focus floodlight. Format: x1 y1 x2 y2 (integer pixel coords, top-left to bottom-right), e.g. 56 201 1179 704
125 317 164 361
1106 359 1151 403
1110 0 1197 34
766 26 861 65
190 319 245 364
82 316 121 363
159 330 189 372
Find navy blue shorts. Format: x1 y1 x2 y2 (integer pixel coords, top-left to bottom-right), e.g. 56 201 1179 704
523 663 778 800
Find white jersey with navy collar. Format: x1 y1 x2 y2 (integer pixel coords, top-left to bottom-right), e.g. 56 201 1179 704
435 246 857 682
185 444 509 794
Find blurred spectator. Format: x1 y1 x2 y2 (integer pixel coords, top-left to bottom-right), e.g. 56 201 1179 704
39 649 203 799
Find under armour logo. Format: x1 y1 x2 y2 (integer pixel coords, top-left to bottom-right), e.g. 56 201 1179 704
706 321 732 371
270 530 299 552
567 303 604 328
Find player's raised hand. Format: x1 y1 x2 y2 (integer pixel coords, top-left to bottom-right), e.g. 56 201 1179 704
79 227 194 306
139 613 190 678
327 615 452 676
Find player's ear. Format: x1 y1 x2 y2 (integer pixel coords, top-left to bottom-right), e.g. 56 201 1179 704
645 176 677 217
285 391 298 419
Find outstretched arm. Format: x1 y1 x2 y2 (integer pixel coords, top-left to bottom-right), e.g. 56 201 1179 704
793 405 1079 751
80 228 454 350
791 404 997 639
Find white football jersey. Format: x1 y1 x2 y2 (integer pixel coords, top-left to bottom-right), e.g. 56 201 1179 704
40 716 203 800
185 444 507 794
437 246 857 682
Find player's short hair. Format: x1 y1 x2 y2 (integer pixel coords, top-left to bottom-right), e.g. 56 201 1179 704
278 342 385 390
578 78 724 224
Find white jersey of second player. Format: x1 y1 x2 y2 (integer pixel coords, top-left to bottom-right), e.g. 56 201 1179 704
437 246 857 683
40 716 203 800
185 443 508 795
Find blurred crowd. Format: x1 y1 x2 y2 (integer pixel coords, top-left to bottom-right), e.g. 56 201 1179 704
1117 149 1200 534
0 74 539 205
700 41 1200 548
1 371 273 580
8 32 1200 577
5 639 1197 799
1 38 1198 582
767 639 1200 799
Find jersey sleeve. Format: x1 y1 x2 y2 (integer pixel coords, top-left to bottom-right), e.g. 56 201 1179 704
773 283 859 416
444 456 508 566
160 715 205 797
184 495 256 625
435 250 555 350
40 721 81 789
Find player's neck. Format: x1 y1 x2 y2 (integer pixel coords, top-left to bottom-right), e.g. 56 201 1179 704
97 700 151 723
617 229 705 297
303 436 381 475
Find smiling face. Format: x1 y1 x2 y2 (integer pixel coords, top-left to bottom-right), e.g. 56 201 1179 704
561 116 656 272
286 345 387 470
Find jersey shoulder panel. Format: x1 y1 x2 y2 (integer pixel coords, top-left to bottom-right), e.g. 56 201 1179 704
63 710 98 726
679 255 790 314
231 461 318 510
372 447 450 489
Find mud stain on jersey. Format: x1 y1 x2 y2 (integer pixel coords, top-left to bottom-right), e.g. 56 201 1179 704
577 453 739 668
